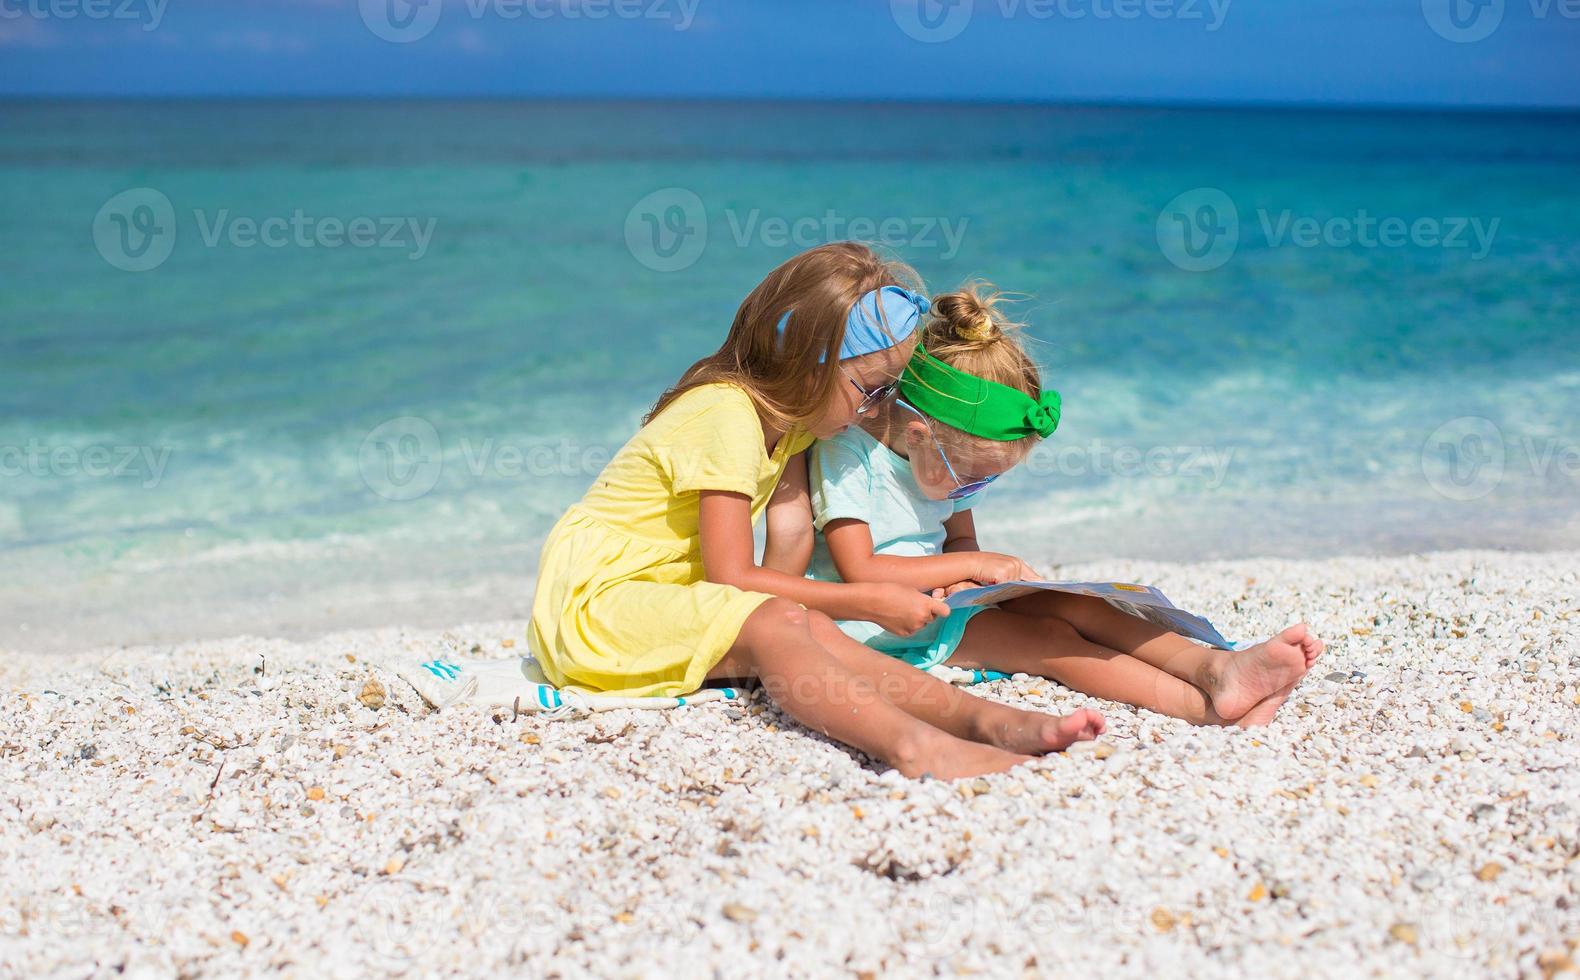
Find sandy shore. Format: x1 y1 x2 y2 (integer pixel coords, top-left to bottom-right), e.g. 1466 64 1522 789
2 550 1577 977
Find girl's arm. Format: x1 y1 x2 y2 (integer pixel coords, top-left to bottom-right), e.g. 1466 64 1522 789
939 509 984 593
823 512 1038 591
761 451 813 575
698 490 948 635
941 509 980 553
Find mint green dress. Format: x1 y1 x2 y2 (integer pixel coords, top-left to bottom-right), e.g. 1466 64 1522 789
806 426 987 670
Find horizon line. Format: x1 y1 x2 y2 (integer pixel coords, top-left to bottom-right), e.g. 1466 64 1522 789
2 93 1578 115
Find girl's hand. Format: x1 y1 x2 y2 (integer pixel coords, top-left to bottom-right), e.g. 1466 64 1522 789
970 552 1039 585
942 579 983 596
866 583 951 637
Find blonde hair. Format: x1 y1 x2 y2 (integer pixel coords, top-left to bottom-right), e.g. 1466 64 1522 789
921 282 1040 399
645 242 923 428
881 280 1043 466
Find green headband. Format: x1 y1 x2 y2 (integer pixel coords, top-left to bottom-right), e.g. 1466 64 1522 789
897 344 1062 441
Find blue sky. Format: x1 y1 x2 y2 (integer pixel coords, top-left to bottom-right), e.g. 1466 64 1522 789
1 0 1576 106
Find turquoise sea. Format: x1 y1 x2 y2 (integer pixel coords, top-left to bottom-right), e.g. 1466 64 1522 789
2 100 1578 652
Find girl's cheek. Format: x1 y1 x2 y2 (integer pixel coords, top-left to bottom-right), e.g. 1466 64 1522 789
911 457 951 500
810 399 854 437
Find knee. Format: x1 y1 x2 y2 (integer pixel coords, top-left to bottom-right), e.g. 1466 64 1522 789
803 608 840 640
1040 615 1083 643
754 597 811 634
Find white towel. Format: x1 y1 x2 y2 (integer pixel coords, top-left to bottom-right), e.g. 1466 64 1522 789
388 647 744 717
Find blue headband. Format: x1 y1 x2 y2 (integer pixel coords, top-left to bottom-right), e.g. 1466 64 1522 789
776 286 931 361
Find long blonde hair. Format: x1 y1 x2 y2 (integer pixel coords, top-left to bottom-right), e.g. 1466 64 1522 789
646 242 923 428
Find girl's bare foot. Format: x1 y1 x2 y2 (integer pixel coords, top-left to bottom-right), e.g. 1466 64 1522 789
1234 680 1299 727
1207 624 1318 720
893 731 1034 780
977 707 1107 755
1297 628 1326 666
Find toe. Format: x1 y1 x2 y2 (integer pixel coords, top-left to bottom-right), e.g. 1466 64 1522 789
1277 623 1309 645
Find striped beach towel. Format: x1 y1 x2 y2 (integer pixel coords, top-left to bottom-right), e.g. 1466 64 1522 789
390 644 1010 718
389 646 743 717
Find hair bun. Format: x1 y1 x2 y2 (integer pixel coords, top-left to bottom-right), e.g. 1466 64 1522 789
958 313 999 344
924 281 1019 353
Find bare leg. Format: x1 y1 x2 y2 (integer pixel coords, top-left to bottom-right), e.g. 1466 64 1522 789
1004 592 1323 722
803 612 1105 753
705 598 1032 780
947 609 1236 725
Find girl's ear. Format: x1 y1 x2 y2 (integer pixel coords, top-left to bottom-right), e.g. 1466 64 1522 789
902 420 931 452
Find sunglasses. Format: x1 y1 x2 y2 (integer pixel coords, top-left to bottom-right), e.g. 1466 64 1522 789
843 371 898 416
895 398 1000 500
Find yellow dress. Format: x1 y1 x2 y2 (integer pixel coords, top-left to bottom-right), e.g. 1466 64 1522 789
528 383 815 698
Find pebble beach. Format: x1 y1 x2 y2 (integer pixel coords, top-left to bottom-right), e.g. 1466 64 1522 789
3 550 1577 978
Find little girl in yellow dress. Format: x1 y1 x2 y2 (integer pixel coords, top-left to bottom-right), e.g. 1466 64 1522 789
528 242 1105 780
